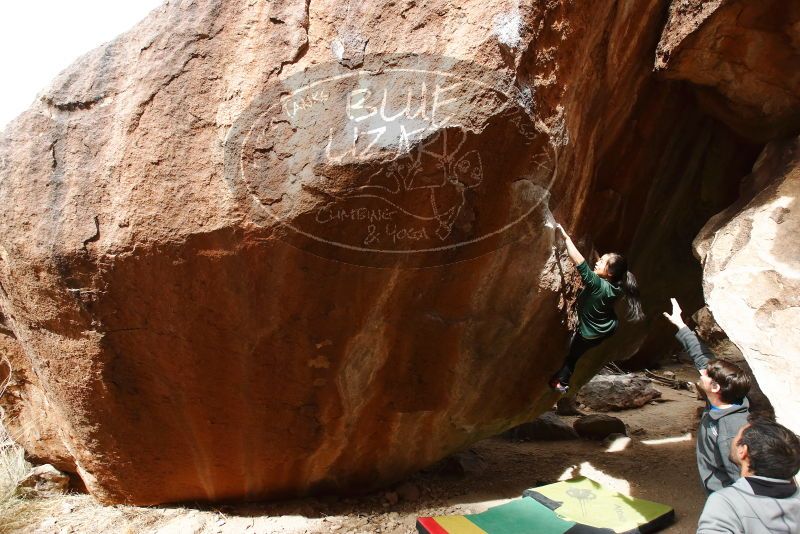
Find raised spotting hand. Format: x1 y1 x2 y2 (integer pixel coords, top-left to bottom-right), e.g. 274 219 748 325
662 297 687 330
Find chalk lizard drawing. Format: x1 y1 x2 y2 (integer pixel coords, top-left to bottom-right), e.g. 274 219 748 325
322 127 483 240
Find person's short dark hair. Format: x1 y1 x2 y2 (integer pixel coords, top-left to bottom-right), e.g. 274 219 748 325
706 359 751 404
738 419 800 479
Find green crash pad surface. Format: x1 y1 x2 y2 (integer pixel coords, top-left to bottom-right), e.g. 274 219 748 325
416 476 674 534
523 477 674 533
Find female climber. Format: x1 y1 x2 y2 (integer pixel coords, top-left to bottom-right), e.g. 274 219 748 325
548 223 644 394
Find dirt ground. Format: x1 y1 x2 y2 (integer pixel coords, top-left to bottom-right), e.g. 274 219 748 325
16 362 708 534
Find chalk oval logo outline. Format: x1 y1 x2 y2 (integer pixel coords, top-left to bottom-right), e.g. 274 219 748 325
225 54 557 267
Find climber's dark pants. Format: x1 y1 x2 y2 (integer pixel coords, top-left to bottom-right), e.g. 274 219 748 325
553 331 608 386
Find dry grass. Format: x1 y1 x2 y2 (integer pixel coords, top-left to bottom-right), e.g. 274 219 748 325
0 355 52 534
0 420 29 502
0 491 180 534
0 408 52 534
0 494 56 534
15 495 182 534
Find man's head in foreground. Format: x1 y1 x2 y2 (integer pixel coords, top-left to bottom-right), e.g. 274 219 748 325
730 419 800 480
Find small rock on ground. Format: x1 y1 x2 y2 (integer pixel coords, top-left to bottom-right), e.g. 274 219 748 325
18 464 70 498
577 374 661 411
573 414 627 440
503 411 579 441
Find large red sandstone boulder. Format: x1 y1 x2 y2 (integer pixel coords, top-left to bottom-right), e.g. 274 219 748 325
0 0 577 505
0 0 788 504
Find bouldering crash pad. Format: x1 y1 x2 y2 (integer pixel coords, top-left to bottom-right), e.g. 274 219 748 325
416 476 674 533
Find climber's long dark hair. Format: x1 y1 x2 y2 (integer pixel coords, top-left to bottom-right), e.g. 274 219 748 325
605 253 644 322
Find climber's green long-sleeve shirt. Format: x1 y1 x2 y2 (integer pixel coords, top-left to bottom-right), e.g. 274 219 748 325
575 260 623 339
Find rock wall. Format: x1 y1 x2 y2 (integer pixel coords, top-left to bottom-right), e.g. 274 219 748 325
656 0 800 435
656 0 800 142
0 0 786 504
695 138 800 434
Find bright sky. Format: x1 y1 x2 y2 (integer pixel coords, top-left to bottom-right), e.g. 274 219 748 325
0 1 163 129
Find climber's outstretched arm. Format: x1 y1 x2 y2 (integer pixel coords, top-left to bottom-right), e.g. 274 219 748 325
555 224 585 266
663 297 714 370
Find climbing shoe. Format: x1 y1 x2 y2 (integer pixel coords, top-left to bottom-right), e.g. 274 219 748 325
548 378 569 395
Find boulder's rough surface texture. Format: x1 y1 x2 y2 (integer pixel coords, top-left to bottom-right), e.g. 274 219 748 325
577 374 661 412
0 0 790 505
656 0 800 142
690 306 746 363
695 137 800 435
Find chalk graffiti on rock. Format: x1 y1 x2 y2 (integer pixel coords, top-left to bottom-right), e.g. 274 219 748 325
228 54 556 266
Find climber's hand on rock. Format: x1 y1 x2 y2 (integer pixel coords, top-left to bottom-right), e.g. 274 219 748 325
662 298 686 329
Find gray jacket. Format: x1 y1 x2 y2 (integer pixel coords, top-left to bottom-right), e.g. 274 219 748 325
675 327 750 493
697 477 800 533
